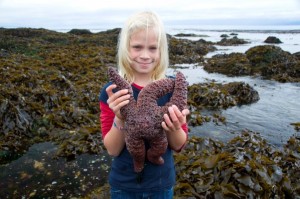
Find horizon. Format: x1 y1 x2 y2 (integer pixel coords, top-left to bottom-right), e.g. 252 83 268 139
2 24 300 33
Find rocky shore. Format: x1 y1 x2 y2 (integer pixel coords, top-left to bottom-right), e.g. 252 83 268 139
0 28 299 198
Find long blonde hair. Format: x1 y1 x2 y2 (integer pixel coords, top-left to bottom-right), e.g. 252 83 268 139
117 11 169 83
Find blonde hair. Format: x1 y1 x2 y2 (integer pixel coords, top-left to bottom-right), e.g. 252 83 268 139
117 11 169 83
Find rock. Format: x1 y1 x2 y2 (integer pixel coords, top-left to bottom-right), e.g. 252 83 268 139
217 36 250 46
68 29 92 35
264 36 283 44
220 34 229 38
204 53 252 76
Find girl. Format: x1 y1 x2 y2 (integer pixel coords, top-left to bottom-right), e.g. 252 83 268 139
99 11 189 199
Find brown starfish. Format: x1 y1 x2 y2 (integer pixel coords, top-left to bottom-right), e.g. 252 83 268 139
108 67 187 172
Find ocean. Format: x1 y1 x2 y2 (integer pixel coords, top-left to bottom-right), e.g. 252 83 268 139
164 25 300 145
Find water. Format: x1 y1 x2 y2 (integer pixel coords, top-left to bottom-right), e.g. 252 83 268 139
168 65 300 145
166 25 300 55
165 25 300 145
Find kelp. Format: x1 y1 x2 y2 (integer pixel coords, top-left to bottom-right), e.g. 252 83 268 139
0 28 113 163
1 28 299 198
187 81 259 126
89 131 300 198
204 45 300 82
174 131 300 198
0 27 251 163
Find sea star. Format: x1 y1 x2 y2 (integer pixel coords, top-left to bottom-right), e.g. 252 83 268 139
108 67 188 172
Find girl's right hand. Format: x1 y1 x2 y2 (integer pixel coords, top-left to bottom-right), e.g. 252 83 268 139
106 84 130 119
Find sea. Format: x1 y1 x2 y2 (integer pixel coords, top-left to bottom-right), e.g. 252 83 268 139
1 25 299 198
164 25 300 146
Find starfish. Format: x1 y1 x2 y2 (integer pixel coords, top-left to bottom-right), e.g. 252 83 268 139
108 67 187 172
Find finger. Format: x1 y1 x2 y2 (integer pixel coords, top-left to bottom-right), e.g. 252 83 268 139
161 121 170 131
172 105 184 122
106 84 117 97
107 88 129 104
182 108 190 116
163 113 173 128
110 93 130 107
112 99 130 113
168 106 179 124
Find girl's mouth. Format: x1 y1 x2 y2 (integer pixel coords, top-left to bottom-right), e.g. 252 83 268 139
134 60 155 65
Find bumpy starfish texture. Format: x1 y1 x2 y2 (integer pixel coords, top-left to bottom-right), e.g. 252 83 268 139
108 67 188 173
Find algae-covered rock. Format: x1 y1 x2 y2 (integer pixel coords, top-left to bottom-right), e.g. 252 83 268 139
217 36 250 46
187 82 259 126
264 36 283 44
168 36 216 65
68 29 92 35
174 131 300 198
246 45 300 82
204 45 300 82
204 53 252 76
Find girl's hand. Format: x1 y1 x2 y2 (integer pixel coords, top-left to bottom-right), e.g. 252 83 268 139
162 105 190 132
106 84 130 119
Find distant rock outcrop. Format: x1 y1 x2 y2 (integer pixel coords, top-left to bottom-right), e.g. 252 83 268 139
204 45 300 82
68 29 92 35
264 36 282 44
217 36 250 46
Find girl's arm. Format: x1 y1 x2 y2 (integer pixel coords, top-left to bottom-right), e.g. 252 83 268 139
102 115 126 156
100 84 130 156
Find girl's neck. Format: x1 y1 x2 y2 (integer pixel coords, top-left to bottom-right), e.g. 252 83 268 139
133 73 153 87
133 78 152 87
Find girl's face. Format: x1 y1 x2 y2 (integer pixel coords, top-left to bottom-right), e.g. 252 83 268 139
129 28 160 76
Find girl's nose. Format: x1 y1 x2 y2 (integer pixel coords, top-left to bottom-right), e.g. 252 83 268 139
140 49 150 59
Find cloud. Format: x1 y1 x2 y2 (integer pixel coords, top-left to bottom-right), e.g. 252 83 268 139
0 0 299 29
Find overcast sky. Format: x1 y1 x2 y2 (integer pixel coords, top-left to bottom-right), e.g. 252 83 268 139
1 0 300 30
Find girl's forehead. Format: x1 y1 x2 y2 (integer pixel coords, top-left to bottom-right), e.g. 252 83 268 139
130 28 158 42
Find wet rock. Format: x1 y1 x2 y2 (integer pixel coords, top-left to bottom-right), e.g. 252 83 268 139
220 34 229 38
168 36 216 65
174 131 300 198
204 45 300 82
188 81 259 110
264 36 283 44
167 34 218 65
0 28 112 163
204 53 252 76
217 36 250 46
187 81 259 126
293 52 300 60
174 33 208 37
246 45 300 82
0 49 10 58
0 28 52 37
68 29 92 35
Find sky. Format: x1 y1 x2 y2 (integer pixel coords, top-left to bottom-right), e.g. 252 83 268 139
0 0 300 30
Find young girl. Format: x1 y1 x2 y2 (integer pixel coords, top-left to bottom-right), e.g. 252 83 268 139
99 11 189 198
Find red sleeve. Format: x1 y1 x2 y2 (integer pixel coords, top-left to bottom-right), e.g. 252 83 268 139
99 101 115 139
181 123 188 133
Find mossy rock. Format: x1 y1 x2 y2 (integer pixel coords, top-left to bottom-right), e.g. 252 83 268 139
68 29 92 35
264 36 283 44
204 53 252 76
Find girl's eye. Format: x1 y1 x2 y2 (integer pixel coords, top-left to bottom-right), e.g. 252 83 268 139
132 45 142 50
150 47 157 50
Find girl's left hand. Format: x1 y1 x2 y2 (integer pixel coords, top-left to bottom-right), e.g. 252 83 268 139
162 105 189 132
